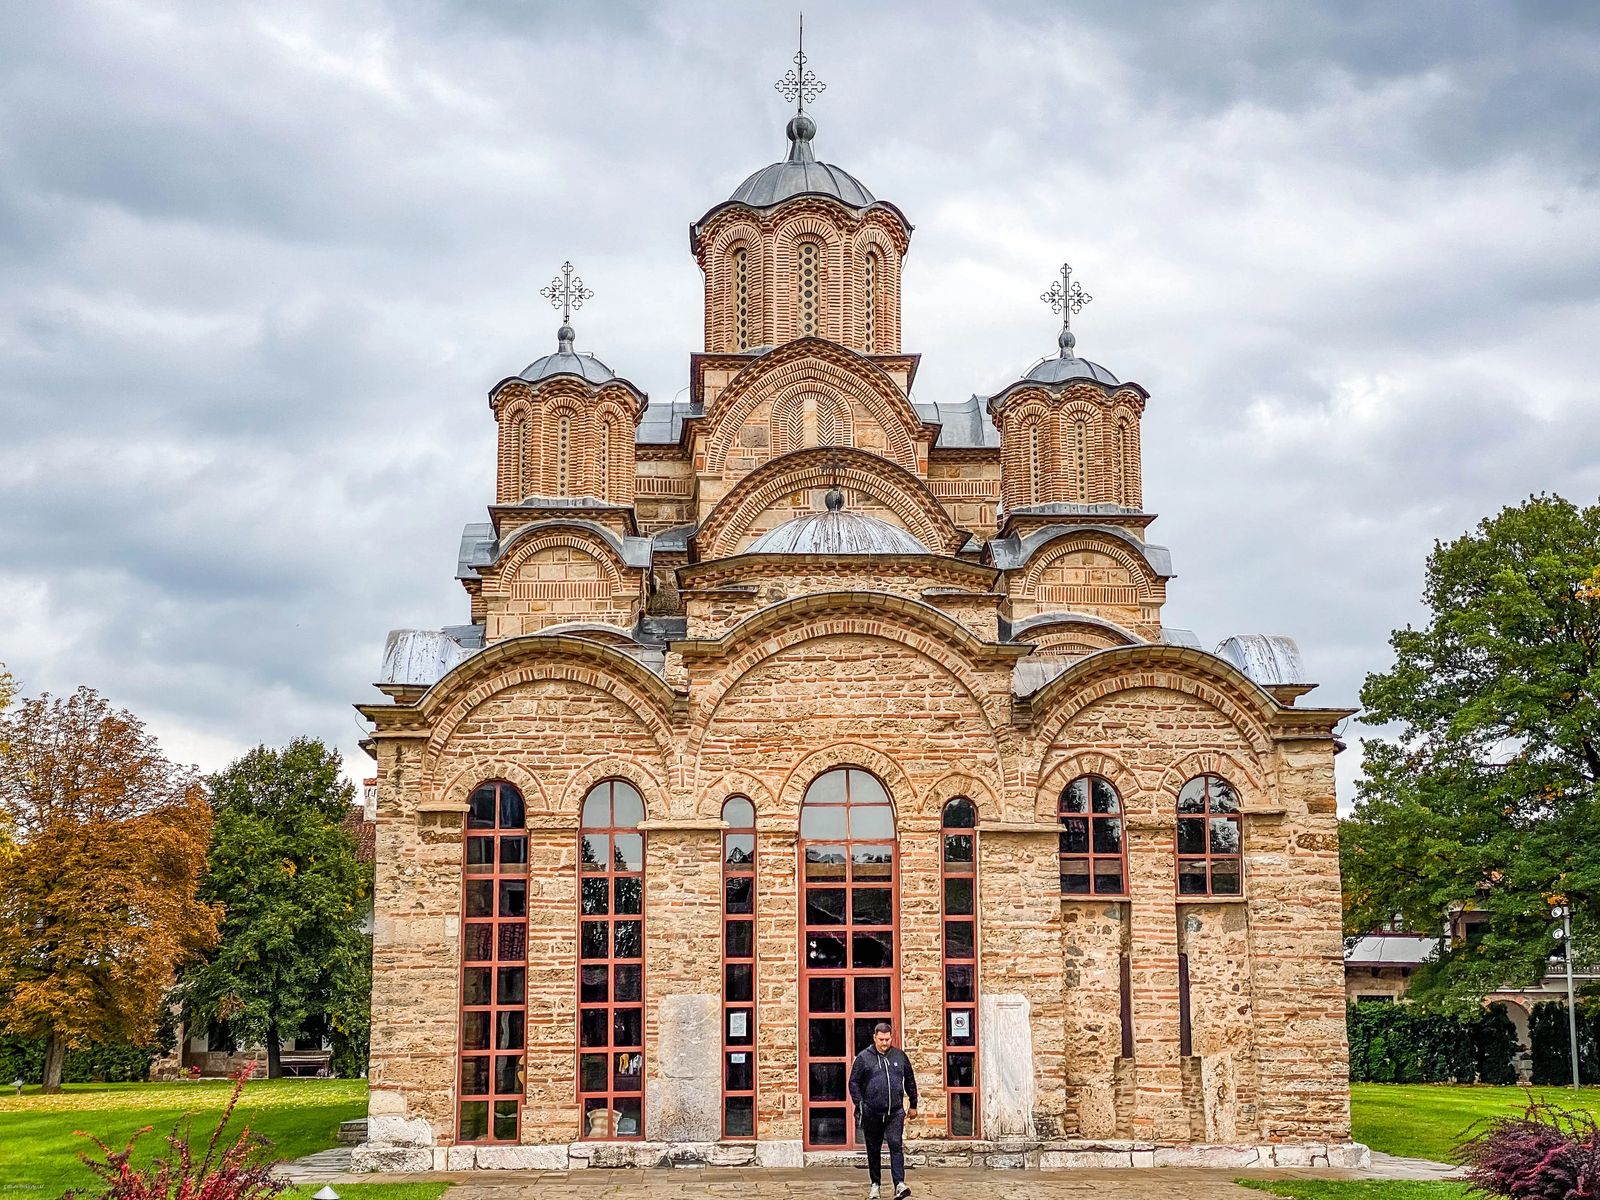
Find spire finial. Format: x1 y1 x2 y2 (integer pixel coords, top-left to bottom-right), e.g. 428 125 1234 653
540 261 595 348
824 449 844 511
1040 262 1093 357
776 14 826 116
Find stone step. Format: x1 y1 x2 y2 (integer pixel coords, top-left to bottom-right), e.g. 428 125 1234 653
337 1119 368 1144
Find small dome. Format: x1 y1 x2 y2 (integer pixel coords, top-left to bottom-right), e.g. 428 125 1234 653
1025 354 1121 387
748 498 928 556
520 325 617 385
728 117 876 209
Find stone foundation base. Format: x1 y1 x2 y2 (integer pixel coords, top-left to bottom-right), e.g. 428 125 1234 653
351 1137 1371 1172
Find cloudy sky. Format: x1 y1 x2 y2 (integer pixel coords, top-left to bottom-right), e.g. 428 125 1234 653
3 1 1597 806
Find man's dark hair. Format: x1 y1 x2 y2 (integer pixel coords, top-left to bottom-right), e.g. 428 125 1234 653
873 1021 892 1034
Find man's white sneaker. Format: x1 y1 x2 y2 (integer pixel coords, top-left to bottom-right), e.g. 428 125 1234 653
894 1185 912 1199
868 1186 880 1200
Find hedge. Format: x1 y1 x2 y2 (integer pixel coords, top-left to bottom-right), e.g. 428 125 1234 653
1347 1001 1518 1083
1528 1000 1600 1085
0 1034 162 1085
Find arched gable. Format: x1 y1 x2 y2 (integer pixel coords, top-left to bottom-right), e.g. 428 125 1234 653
695 445 965 559
417 634 680 768
1015 530 1164 605
700 339 925 476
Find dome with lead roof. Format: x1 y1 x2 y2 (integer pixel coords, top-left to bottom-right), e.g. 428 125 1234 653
747 487 928 555
728 115 876 209
520 325 617 385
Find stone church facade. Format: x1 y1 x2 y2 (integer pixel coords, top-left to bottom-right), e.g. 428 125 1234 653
355 102 1362 1171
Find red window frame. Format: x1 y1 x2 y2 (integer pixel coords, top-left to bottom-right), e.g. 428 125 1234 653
1175 774 1242 896
577 779 647 1140
1058 774 1127 896
940 797 980 1138
457 781 528 1144
721 796 757 1139
797 766 899 1150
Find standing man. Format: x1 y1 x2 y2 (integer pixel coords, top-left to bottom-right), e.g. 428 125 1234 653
848 1020 919 1200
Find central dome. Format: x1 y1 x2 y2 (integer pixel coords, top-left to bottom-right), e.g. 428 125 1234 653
747 488 927 555
728 115 876 209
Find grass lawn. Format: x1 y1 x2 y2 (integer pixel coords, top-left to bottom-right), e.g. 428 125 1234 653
0 1078 366 1195
1239 1183 1474 1200
1351 1082 1600 1163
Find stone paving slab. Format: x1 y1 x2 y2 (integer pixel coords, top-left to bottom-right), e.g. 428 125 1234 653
277 1158 1463 1196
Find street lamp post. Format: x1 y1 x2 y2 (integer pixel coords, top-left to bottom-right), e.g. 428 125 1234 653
1551 904 1580 1091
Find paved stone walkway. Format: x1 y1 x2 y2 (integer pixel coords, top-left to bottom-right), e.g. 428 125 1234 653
276 1146 1466 1195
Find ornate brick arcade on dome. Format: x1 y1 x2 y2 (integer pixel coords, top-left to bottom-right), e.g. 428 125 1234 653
354 64 1365 1173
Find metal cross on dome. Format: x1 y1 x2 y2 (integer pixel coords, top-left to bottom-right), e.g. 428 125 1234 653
540 261 595 325
1041 262 1092 345
775 14 826 113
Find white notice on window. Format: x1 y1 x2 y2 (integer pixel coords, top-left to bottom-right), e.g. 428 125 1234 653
950 1010 970 1039
731 1052 747 1063
730 1011 748 1037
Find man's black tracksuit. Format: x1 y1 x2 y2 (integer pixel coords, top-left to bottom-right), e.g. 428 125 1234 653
847 1045 919 1189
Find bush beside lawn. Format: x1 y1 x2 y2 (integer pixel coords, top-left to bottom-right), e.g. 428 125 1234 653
0 1078 365 1193
1351 1082 1600 1164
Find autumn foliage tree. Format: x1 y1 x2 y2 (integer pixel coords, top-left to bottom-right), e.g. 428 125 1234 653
0 687 220 1089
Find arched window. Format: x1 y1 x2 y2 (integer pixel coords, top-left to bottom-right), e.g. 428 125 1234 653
578 779 647 1139
732 246 750 350
797 240 822 337
458 781 528 1143
799 766 896 1149
1176 774 1241 896
1058 775 1126 895
940 797 979 1138
556 414 571 495
598 419 611 500
863 251 879 352
721 796 757 1138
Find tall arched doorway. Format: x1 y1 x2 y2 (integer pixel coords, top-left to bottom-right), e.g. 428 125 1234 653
798 766 898 1149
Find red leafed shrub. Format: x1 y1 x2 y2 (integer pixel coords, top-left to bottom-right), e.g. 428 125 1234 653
1461 1101 1600 1200
65 1065 284 1200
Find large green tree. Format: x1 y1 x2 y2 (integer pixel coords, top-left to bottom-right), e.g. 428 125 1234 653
179 738 373 1077
1344 494 1600 1005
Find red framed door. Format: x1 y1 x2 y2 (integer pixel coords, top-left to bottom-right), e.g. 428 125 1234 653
798 767 898 1149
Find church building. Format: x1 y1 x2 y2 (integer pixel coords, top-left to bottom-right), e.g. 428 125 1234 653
354 56 1363 1171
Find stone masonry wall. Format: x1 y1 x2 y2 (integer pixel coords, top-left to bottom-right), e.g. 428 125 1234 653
362 625 1353 1159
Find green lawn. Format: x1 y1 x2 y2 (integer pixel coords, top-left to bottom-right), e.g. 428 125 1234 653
1239 1183 1474 1200
1351 1082 1600 1163
0 1078 366 1194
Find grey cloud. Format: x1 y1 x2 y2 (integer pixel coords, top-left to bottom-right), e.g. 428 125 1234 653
2 0 1597 808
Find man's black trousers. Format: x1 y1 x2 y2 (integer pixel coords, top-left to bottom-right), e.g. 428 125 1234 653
860 1108 906 1186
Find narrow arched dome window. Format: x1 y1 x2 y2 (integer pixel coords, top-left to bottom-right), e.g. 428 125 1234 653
797 240 822 337
556 415 571 495
733 247 750 351
511 417 528 500
1028 422 1043 506
1071 418 1089 502
863 251 879 352
1113 421 1128 506
598 420 611 500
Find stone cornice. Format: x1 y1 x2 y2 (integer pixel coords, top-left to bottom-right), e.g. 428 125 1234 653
677 552 1000 592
